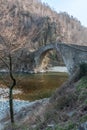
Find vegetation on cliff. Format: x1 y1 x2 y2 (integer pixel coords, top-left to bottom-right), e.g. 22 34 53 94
1 0 87 46
0 0 87 70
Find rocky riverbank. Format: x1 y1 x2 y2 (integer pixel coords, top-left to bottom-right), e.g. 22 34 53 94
34 66 68 74
47 66 68 73
1 98 49 130
0 66 68 74
0 99 35 121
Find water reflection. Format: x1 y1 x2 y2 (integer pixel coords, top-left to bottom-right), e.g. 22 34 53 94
0 72 68 101
15 72 68 101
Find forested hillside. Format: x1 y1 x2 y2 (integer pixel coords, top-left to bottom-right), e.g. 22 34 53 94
1 0 87 45
0 0 87 71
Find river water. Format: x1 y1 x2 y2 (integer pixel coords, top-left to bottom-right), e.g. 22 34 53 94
0 67 68 101
0 68 68 124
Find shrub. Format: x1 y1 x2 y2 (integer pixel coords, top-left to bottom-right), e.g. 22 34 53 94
79 63 87 77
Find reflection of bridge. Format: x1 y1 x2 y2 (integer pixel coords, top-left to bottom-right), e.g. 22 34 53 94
33 43 87 75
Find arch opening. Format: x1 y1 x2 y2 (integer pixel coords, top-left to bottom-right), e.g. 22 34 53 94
38 48 66 71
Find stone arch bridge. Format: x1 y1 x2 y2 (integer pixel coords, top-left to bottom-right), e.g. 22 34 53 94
33 43 87 75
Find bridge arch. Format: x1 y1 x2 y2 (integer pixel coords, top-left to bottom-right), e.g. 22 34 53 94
34 43 64 70
34 43 87 75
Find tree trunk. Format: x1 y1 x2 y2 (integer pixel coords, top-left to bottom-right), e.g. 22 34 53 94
9 54 16 123
9 88 14 123
9 78 16 123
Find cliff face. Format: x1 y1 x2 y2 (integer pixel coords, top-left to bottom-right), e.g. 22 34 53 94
0 0 87 71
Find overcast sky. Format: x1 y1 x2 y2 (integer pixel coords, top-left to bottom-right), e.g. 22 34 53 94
41 0 87 27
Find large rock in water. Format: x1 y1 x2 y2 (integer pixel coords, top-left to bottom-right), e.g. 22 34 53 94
78 122 87 130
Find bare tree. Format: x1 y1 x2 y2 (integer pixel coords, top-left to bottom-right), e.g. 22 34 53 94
0 34 25 124
0 37 15 123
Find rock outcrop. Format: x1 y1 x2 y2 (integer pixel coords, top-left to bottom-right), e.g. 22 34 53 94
0 0 87 71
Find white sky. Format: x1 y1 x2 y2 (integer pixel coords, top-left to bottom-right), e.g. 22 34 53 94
41 0 87 27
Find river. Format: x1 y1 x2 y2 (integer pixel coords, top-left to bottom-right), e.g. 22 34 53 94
0 67 68 101
0 67 68 124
